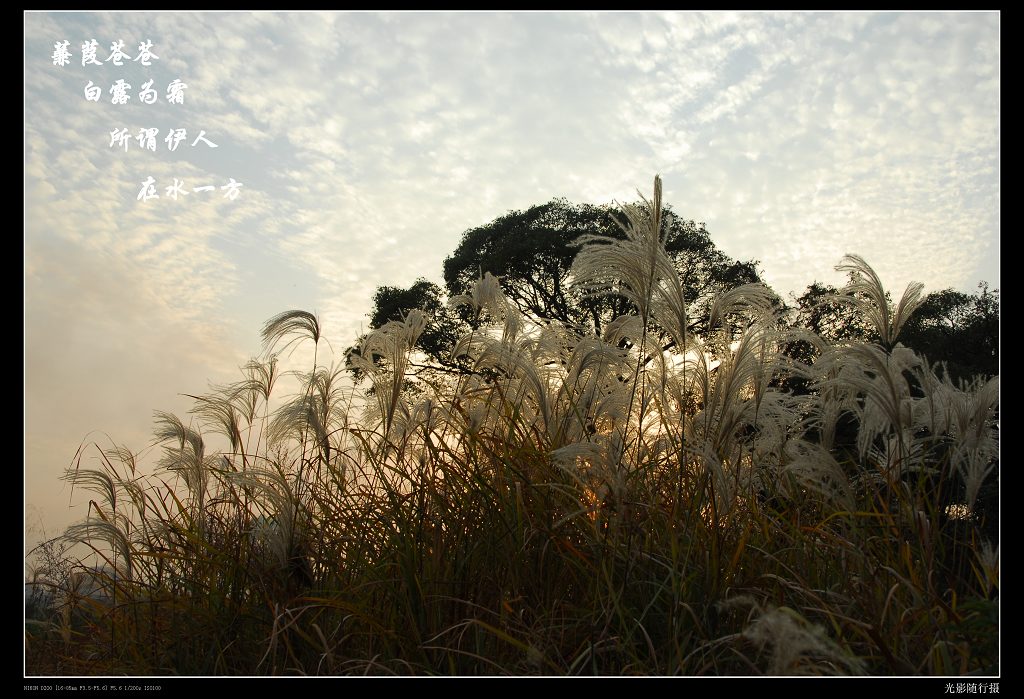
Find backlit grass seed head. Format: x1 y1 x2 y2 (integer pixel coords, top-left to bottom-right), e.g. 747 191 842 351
261 309 322 357
740 604 866 676
834 254 924 349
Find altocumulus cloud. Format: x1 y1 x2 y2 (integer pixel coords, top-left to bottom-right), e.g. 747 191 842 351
24 11 998 544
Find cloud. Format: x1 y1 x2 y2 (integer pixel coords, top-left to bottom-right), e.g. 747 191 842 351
24 11 999 543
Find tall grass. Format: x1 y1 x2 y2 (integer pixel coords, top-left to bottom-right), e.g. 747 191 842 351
26 176 998 675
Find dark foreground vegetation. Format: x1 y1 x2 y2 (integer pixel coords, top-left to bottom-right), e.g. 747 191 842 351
26 178 998 675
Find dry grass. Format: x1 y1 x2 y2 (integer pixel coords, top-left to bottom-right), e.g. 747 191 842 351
26 176 998 676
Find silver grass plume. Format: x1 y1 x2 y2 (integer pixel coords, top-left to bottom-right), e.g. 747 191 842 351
572 176 672 326
812 343 922 476
268 364 351 467
722 597 866 675
348 309 428 441
261 309 321 357
153 411 220 524
834 254 924 348
451 271 523 344
914 366 999 509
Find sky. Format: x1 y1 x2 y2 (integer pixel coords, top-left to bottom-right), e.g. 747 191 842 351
24 11 999 551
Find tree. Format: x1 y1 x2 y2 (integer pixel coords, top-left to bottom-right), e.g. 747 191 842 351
788 279 999 382
356 197 768 370
899 283 999 382
443 198 764 340
368 278 464 367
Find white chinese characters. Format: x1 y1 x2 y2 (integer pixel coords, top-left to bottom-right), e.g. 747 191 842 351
138 177 244 202
51 40 71 67
107 127 218 152
52 39 161 67
80 79 188 106
56 38 243 205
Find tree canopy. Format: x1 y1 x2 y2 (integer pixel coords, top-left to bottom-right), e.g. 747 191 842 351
360 197 766 370
899 283 999 381
789 279 999 383
443 198 763 338
358 196 998 396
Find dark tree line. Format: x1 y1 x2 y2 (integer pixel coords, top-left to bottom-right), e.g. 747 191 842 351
359 196 997 387
358 197 764 368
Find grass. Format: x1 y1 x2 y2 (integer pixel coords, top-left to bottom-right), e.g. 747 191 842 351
25 176 998 676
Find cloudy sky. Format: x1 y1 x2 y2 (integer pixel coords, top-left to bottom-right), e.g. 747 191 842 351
24 11 999 547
